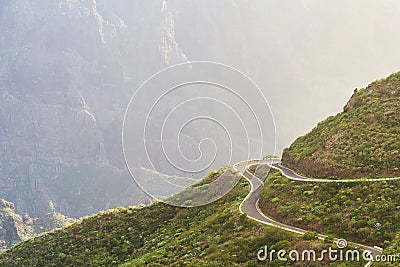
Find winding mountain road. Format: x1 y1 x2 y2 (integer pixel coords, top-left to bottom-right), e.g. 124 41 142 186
271 162 400 183
233 158 395 266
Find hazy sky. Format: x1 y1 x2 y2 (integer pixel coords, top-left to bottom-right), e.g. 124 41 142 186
163 0 400 153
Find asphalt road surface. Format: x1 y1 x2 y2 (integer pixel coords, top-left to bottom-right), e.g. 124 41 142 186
233 159 383 265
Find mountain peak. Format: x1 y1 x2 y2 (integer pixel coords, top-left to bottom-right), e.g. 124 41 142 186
283 71 400 178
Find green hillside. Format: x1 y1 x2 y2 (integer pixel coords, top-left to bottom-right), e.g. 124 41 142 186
2 72 400 266
0 170 363 267
282 72 400 178
382 233 400 266
259 171 400 248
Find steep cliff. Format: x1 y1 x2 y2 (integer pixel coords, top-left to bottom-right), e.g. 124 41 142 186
0 199 33 250
0 198 76 251
0 0 189 233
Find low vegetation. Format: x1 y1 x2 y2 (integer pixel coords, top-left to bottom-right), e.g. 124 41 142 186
259 171 400 249
0 171 364 266
283 72 400 178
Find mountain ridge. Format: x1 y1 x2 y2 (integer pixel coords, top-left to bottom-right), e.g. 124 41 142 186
282 71 400 179
0 170 362 266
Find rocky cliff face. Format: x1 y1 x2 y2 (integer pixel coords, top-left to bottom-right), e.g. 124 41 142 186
0 0 190 227
0 198 75 251
0 199 32 250
0 0 288 249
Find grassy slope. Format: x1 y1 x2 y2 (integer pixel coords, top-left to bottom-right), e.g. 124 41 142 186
259 171 400 250
269 72 400 261
0 171 364 267
380 233 400 266
282 72 400 178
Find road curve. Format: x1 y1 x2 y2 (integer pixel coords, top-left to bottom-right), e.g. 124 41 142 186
271 162 400 182
233 159 383 266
